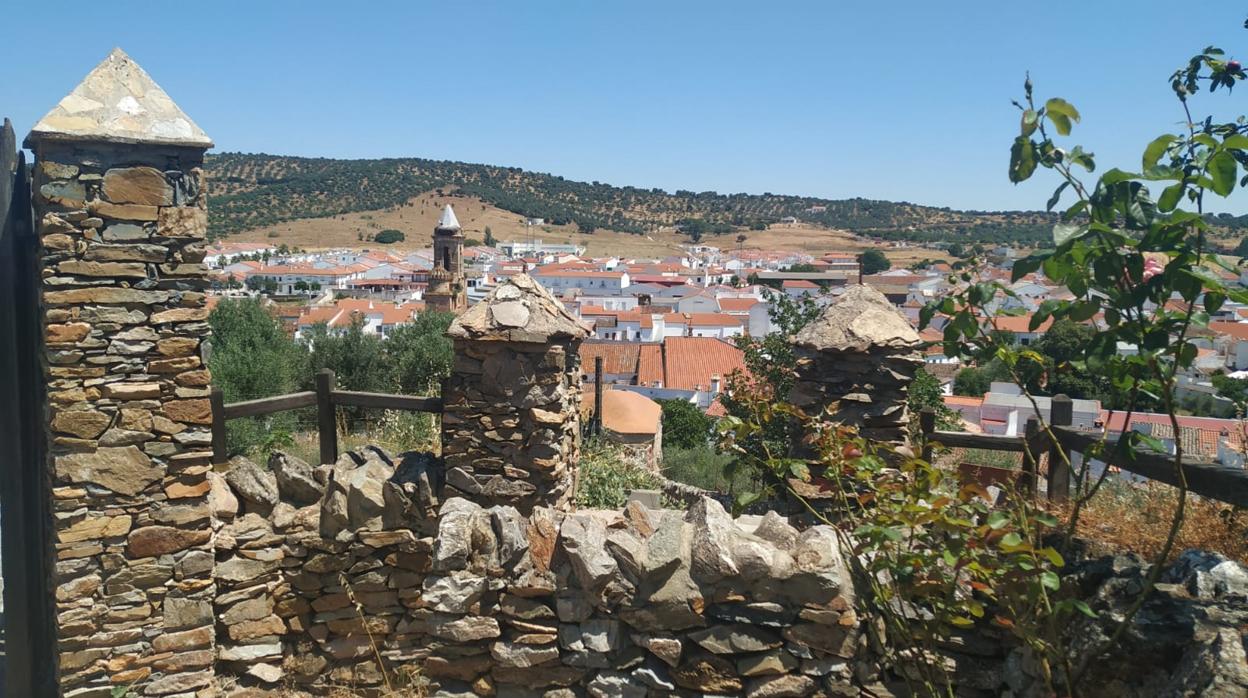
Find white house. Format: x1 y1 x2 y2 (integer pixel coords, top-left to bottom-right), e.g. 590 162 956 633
532 270 631 293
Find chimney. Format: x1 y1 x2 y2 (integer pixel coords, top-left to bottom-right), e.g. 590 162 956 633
711 374 722 395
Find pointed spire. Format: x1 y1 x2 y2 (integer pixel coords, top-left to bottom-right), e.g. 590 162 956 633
25 47 213 149
436 204 461 231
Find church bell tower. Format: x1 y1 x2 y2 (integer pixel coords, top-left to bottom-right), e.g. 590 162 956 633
426 204 467 312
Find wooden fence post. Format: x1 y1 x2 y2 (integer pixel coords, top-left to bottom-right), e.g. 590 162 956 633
210 388 227 465
1021 416 1039 498
920 407 936 463
316 368 338 465
594 356 604 436
1048 395 1073 502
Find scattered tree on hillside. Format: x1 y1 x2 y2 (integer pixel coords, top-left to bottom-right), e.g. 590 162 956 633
375 229 405 244
860 249 891 274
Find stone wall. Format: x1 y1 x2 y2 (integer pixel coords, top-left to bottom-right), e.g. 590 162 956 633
212 448 862 696
441 275 592 514
789 285 924 448
31 139 217 696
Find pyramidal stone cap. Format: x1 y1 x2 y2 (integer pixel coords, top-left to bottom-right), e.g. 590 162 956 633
793 283 921 351
448 273 591 343
25 47 213 149
436 204 461 231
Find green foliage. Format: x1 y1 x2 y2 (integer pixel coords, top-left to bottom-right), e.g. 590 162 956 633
301 315 393 394
860 248 891 274
661 445 745 492
719 406 1078 693
920 30 1248 691
374 229 405 244
208 298 304 456
1211 372 1248 413
1235 236 1248 256
575 440 661 509
909 366 961 430
721 290 825 500
657 399 714 450
386 311 455 395
483 226 496 246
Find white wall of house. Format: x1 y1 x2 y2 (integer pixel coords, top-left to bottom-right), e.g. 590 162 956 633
534 272 631 293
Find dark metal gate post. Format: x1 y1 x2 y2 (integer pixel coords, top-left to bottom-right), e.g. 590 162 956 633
0 117 58 697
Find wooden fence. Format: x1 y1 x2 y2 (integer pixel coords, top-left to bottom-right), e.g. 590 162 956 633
209 368 442 465
920 394 1248 508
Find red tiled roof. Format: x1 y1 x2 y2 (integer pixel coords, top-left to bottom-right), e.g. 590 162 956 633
1210 321 1248 341
717 298 760 313
580 341 647 377
990 314 1054 334
637 344 664 386
687 313 745 327
634 337 746 391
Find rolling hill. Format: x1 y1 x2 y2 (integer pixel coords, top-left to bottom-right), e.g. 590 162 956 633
203 153 1057 247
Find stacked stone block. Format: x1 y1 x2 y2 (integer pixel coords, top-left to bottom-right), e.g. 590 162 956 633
441 274 592 514
789 284 924 447
208 447 861 696
26 48 217 696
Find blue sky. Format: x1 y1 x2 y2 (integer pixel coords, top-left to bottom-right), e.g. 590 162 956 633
2 2 1246 213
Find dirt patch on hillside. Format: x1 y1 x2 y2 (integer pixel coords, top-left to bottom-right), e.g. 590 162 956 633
228 192 948 264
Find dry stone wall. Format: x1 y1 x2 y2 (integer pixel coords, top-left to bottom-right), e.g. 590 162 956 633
211 448 863 696
31 139 216 696
790 285 924 448
441 275 592 514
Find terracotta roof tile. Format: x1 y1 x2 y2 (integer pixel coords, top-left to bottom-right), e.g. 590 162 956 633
580 341 648 377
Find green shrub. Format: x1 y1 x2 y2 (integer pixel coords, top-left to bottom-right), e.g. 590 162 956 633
661 445 748 493
575 441 660 509
375 229 405 244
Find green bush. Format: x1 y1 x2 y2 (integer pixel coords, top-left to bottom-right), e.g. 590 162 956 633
575 441 660 509
661 445 747 493
375 229 405 244
657 399 713 449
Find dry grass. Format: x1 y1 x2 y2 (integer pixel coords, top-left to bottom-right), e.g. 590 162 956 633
227 191 948 264
1062 479 1247 564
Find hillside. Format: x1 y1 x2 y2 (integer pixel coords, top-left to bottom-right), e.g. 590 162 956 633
204 153 1057 246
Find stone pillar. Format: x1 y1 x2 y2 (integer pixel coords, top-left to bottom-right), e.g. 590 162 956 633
789 284 923 447
25 49 218 695
441 274 591 513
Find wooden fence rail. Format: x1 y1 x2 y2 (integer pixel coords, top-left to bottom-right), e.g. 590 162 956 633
210 368 442 465
920 395 1248 509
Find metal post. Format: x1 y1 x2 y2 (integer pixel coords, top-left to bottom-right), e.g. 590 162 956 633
919 407 936 462
1021 417 1039 498
594 356 604 436
210 388 227 464
316 368 339 465
1048 395 1073 502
